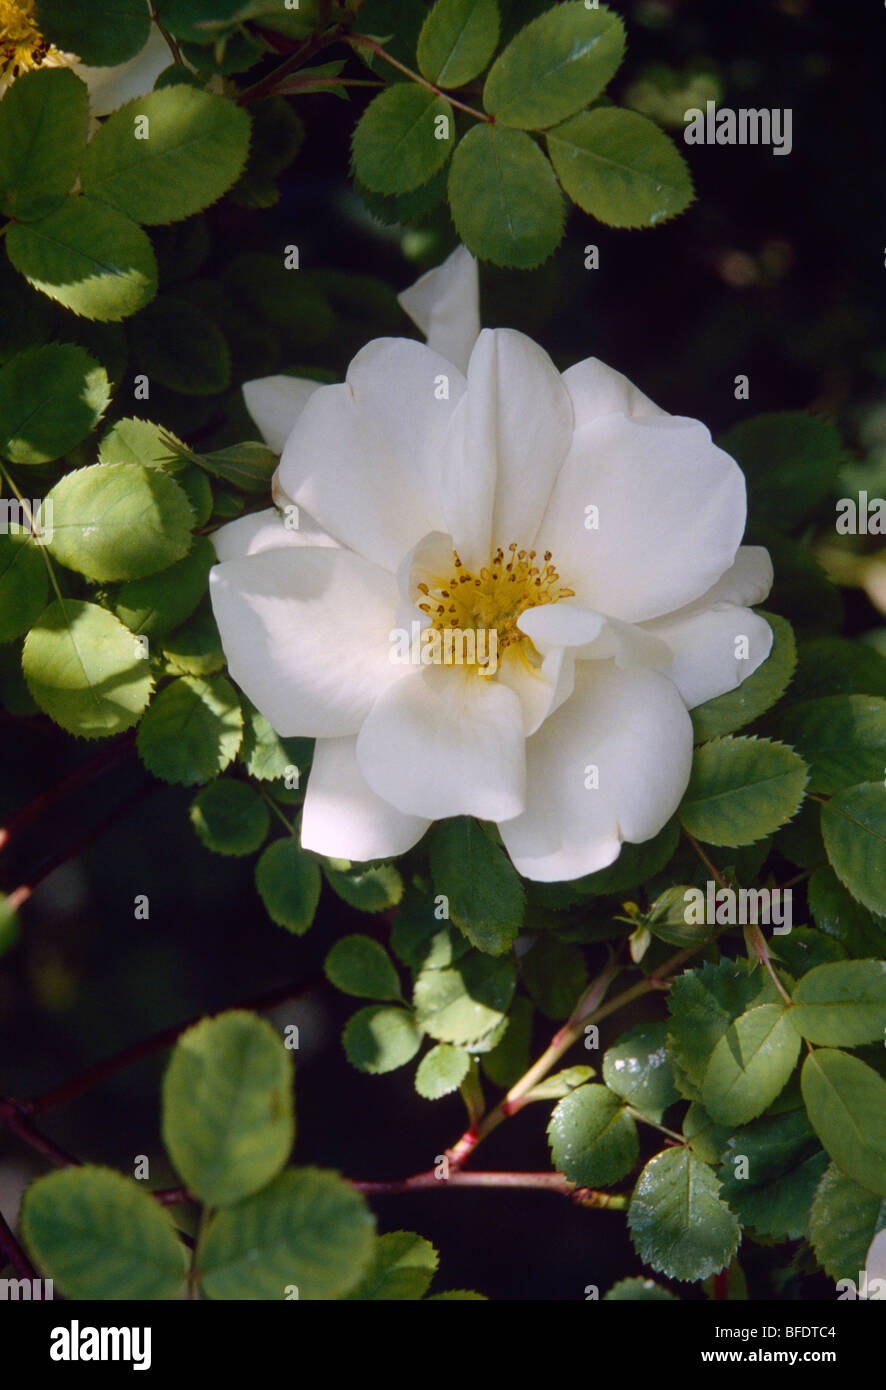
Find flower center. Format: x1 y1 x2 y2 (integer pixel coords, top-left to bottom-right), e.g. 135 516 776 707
416 543 574 675
1 0 64 84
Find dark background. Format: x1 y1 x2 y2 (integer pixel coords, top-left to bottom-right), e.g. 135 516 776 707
1 0 885 1300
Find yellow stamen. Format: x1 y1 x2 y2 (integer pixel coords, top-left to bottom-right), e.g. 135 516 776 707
1 1 71 90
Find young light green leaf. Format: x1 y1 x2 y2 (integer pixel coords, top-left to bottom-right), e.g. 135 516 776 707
23 599 152 738
162 1010 293 1207
198 1168 375 1301
0 344 109 465
0 68 88 222
483 1 625 129
0 529 48 642
352 84 453 195
820 782 886 917
417 0 500 88
429 817 525 955
415 1043 471 1100
161 599 225 677
547 107 693 228
801 1049 886 1197
413 952 516 1045
602 1022 680 1122
526 1065 593 1100
82 86 251 225
678 735 808 847
325 935 402 1002
346 1229 438 1300
628 1147 740 1282
189 779 270 857
22 1166 188 1300
323 861 403 913
239 700 311 783
448 123 565 268
701 1004 801 1126
790 960 886 1046
547 1083 638 1188
254 837 321 934
7 196 158 321
667 958 781 1101
808 1164 886 1281
99 416 183 469
343 1004 423 1074
137 674 242 784
47 463 193 582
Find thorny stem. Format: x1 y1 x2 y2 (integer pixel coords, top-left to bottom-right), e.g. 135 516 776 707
346 34 494 121
744 922 793 1005
239 24 345 104
150 5 184 66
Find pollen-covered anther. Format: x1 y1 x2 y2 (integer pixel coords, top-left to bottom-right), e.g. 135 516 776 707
417 541 574 671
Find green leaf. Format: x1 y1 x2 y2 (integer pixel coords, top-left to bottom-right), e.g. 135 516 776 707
413 951 516 1045
0 69 88 222
667 958 781 1102
547 1083 638 1188
691 613 796 743
127 296 230 394
604 1276 678 1301
23 599 153 738
35 0 151 65
678 736 808 847
254 837 321 934
324 935 402 1001
480 993 533 1088
528 1065 594 1100
448 123 565 268
429 818 524 956
777 696 886 795
808 1165 886 1281
415 1043 471 1100
628 1147 741 1283
790 960 886 1046
717 1109 827 1241
483 1 625 129
683 1102 731 1166
0 529 48 643
7 196 158 321
347 1230 438 1300
645 885 717 950
137 673 242 784
189 779 270 857
22 1166 187 1300
113 536 215 639
802 1049 886 1196
46 463 193 582
0 343 109 465
183 441 278 492
791 636 886 702
352 84 453 195
99 415 181 468
602 1022 680 1123
161 599 225 676
718 413 843 533
701 1004 801 1126
162 1011 293 1207
82 86 251 225
821 782 886 916
547 107 692 228
807 865 886 956
343 1004 423 1075
323 860 403 913
239 701 311 783
521 936 587 1020
417 0 500 88
199 1168 375 1301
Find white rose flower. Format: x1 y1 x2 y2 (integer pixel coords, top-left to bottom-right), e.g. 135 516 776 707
210 247 773 882
0 1 171 113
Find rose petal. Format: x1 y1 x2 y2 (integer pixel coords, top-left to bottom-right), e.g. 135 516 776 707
397 245 480 373
211 508 339 563
242 375 322 453
302 736 430 860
